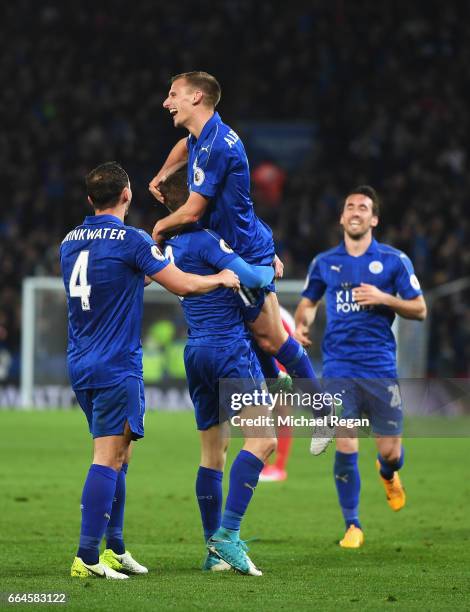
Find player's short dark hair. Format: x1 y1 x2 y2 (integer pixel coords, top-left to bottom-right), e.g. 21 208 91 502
345 185 380 217
86 162 129 209
159 164 189 213
171 71 221 108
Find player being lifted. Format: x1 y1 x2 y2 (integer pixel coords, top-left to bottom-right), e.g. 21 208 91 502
159 170 277 576
149 71 318 395
61 162 239 579
295 186 426 548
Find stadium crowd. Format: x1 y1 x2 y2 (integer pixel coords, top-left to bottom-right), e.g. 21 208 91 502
1 0 469 381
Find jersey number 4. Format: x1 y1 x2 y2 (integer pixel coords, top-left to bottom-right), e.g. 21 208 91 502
69 250 91 311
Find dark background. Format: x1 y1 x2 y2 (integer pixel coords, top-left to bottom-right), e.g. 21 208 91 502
1 0 469 382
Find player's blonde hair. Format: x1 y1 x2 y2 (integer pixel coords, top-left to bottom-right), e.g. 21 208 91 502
171 71 221 108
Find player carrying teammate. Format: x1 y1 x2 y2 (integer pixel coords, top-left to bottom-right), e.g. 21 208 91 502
160 171 277 576
295 186 426 548
148 71 318 396
61 162 239 579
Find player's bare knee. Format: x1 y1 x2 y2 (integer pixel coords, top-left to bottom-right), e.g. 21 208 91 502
254 335 278 356
246 436 277 461
380 448 401 463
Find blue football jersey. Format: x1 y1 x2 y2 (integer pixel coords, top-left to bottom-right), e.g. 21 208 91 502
302 239 422 377
60 214 169 389
186 112 275 266
164 228 250 346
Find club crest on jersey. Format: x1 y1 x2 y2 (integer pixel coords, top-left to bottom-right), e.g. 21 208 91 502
151 245 166 261
219 239 233 254
193 167 205 186
369 260 383 274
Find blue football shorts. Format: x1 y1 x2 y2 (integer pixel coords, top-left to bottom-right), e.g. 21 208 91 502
324 376 403 436
75 376 146 440
237 282 276 323
184 338 268 431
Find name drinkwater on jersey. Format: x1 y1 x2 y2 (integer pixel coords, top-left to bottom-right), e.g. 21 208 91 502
62 227 126 243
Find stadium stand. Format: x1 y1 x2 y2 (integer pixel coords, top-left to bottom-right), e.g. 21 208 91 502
1 1 469 381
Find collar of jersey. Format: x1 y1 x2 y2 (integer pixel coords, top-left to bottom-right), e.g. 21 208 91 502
84 214 124 226
336 237 379 256
197 111 221 143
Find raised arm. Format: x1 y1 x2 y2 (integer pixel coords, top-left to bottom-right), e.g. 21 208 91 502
149 138 189 203
149 263 239 297
294 297 321 348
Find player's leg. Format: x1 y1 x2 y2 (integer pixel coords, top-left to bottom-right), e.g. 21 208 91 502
104 443 132 557
335 430 364 548
260 398 291 482
248 293 319 391
198 424 229 543
98 378 148 574
375 435 406 511
209 404 277 575
72 424 132 579
197 424 232 572
366 378 406 511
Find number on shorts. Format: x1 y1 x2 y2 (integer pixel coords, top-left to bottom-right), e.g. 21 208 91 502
387 384 401 408
69 250 91 311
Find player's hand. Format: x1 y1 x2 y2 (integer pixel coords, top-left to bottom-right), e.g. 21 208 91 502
273 254 284 279
152 220 166 246
294 325 312 347
149 174 167 204
352 283 387 306
218 269 240 291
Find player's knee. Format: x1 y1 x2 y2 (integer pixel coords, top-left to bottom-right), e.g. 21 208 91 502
201 449 227 472
254 335 278 356
380 448 401 464
249 436 277 460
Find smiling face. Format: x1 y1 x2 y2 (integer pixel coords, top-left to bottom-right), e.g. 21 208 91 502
340 193 378 240
163 78 201 128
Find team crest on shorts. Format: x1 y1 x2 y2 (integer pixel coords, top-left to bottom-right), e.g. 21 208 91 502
193 167 205 186
369 260 383 274
151 245 166 261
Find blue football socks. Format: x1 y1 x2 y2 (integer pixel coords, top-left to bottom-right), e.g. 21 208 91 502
221 450 264 532
274 336 320 393
77 464 118 565
252 341 280 379
105 462 128 555
334 451 361 529
378 447 404 480
196 466 223 542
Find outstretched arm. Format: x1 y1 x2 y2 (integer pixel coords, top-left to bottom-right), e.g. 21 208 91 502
149 263 239 297
225 257 274 289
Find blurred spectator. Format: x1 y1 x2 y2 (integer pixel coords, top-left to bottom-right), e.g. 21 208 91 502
1 0 469 379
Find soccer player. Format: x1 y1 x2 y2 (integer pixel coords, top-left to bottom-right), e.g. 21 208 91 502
60 162 239 579
148 71 318 395
294 186 427 548
160 171 277 576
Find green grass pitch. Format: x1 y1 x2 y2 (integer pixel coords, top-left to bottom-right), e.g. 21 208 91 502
1 410 469 611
